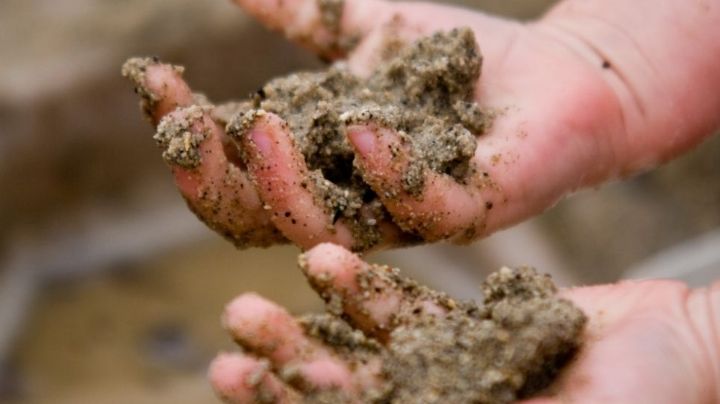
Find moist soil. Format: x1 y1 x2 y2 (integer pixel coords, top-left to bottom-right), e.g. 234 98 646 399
295 261 587 404
230 27 487 251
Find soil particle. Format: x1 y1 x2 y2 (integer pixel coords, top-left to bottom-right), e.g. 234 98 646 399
228 28 488 246
153 105 210 169
300 261 586 404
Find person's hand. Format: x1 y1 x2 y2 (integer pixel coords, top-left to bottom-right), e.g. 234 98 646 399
126 0 720 250
208 243 720 404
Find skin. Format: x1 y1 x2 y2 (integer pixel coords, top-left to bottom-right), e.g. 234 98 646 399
127 0 720 401
209 243 720 403
137 0 720 249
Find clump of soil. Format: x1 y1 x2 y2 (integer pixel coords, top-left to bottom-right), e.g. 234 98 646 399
153 105 210 168
297 263 586 404
224 27 487 248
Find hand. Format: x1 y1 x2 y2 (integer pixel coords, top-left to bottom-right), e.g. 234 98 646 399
208 243 720 404
125 0 720 250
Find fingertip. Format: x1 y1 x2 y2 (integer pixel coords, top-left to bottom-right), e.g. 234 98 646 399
301 243 364 292
209 353 267 403
346 124 377 156
248 125 273 156
241 111 291 160
210 353 295 404
222 293 309 364
122 57 193 124
346 122 407 189
144 63 190 101
222 292 289 333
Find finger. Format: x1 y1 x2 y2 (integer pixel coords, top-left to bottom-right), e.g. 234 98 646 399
156 107 284 247
231 0 394 57
121 57 194 125
300 243 448 341
227 111 358 250
209 352 299 404
347 123 488 243
222 293 358 392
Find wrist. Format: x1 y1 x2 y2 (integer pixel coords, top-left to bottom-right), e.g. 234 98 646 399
538 0 720 175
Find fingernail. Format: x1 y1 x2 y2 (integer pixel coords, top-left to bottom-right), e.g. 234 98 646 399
347 127 376 156
249 130 272 155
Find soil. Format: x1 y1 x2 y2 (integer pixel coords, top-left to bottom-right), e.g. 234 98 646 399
153 105 210 169
237 27 485 195
227 28 488 249
296 260 587 404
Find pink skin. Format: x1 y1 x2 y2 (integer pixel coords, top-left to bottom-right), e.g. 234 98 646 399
210 243 720 403
209 353 298 403
140 0 720 248
143 64 194 126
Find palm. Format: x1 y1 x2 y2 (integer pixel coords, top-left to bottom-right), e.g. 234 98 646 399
523 282 715 403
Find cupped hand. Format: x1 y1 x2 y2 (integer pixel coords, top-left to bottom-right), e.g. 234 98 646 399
208 243 719 403
126 0 715 250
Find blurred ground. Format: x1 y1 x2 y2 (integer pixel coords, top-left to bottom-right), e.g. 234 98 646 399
0 0 718 403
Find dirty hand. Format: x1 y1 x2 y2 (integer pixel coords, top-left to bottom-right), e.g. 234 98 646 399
208 243 720 404
129 0 720 251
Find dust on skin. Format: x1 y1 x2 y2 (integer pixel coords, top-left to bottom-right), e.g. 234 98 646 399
295 257 587 404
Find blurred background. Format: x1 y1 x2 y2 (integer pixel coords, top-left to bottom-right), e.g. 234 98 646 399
1 0 718 402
